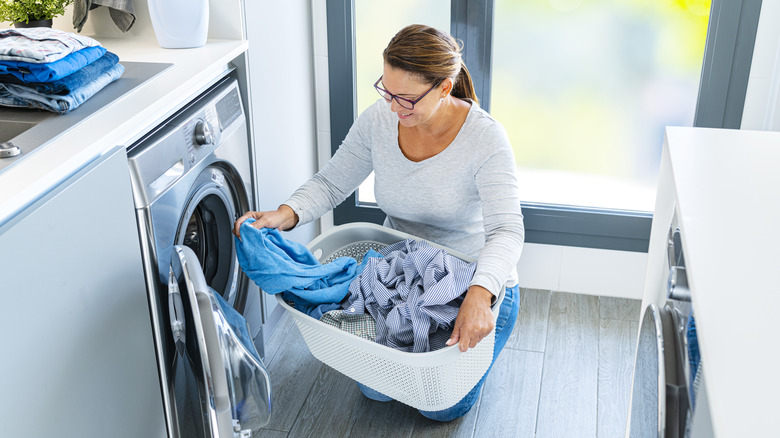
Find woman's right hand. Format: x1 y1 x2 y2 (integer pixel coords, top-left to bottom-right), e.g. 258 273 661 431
232 204 298 239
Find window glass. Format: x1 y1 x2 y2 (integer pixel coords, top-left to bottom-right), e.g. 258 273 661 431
492 0 710 211
354 1 451 205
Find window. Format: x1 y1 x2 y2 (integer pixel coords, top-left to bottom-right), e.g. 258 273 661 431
492 0 710 212
353 0 451 205
326 0 761 251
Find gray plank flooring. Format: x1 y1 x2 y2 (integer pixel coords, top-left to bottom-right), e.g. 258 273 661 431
598 319 639 438
254 289 640 438
536 292 600 437
475 349 544 438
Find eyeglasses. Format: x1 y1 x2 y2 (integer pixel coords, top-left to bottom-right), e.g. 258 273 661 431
374 76 441 110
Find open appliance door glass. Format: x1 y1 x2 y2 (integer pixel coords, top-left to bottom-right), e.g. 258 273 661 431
170 245 271 438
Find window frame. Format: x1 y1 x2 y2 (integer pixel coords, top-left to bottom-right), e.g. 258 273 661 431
325 0 761 253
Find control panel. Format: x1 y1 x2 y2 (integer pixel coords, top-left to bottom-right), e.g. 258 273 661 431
127 76 245 205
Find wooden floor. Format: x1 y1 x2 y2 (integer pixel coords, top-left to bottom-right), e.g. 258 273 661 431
254 289 640 438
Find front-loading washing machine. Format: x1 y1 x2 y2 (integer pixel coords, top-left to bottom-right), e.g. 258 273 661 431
127 74 270 437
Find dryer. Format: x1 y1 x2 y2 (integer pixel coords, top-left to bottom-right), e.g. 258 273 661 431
127 74 270 437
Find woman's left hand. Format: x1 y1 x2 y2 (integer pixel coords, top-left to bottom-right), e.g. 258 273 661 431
446 285 495 352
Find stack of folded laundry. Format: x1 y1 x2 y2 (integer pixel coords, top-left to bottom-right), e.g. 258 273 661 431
0 27 124 114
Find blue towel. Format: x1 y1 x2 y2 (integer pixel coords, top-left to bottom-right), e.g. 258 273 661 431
0 62 124 114
235 220 381 317
0 51 119 95
0 46 106 83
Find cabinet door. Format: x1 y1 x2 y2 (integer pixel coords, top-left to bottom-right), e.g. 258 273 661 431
0 148 166 438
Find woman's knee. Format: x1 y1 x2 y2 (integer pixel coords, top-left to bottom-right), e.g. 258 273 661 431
418 402 473 422
356 382 393 402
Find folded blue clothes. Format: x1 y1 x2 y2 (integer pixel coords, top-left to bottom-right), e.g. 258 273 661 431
235 220 381 317
0 62 124 114
0 51 119 95
0 46 107 83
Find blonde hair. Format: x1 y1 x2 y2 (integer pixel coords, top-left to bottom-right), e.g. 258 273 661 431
382 24 478 104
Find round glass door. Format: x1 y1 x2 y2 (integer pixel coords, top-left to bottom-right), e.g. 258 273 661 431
177 165 246 311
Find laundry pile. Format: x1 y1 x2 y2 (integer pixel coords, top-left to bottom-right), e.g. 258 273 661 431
340 239 476 353
235 221 476 353
0 28 124 114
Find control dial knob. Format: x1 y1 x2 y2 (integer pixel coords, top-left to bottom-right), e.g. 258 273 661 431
194 119 214 146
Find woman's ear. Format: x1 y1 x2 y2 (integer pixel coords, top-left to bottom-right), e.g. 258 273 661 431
440 77 454 98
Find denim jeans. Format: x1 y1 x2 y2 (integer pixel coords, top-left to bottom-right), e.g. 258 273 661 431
357 284 521 421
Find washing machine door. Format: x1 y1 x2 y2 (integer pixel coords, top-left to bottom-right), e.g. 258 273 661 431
176 163 249 312
630 304 691 438
169 245 271 438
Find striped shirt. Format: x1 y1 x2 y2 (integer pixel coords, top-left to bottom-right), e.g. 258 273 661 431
343 239 475 353
0 28 101 64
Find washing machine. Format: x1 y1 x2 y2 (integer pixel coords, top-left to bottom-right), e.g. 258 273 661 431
629 219 700 438
127 74 270 437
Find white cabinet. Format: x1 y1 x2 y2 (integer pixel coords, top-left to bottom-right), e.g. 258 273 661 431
0 147 165 438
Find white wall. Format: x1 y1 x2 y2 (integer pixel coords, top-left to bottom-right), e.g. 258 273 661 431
243 1 318 246
312 0 335 230
519 243 647 299
742 1 780 131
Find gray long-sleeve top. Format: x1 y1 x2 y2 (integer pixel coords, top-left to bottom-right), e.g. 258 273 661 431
284 99 524 297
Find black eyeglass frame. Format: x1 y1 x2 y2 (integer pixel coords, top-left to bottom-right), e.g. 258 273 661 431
373 76 443 110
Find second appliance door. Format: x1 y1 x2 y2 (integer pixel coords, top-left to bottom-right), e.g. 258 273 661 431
169 245 271 438
629 304 691 438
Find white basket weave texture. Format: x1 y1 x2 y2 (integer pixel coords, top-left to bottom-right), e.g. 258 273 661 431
280 223 501 411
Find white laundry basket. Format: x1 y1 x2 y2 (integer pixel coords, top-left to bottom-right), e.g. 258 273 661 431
276 222 505 411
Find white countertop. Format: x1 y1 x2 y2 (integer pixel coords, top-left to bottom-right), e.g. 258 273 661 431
666 126 780 437
0 36 248 223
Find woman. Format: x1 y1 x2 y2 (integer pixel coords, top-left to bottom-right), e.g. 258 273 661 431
233 24 524 421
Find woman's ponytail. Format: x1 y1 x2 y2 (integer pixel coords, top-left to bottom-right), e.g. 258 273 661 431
451 62 478 104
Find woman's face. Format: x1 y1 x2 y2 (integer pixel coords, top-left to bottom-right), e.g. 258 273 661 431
380 64 449 128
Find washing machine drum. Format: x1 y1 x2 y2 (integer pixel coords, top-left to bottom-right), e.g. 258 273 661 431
176 165 245 309
630 304 692 438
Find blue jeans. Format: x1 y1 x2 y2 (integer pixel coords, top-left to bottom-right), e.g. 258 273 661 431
357 285 520 421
